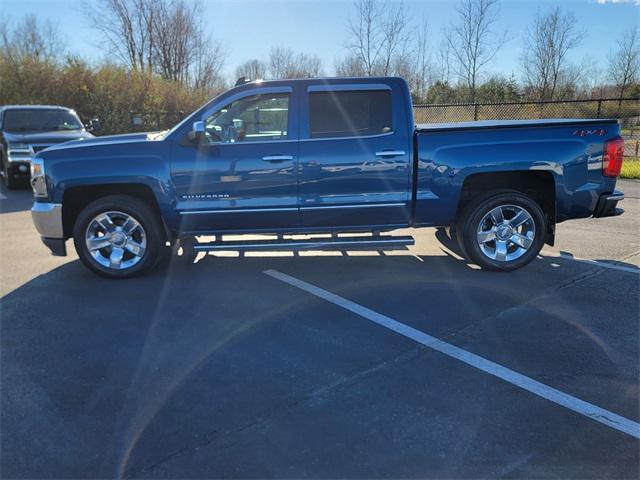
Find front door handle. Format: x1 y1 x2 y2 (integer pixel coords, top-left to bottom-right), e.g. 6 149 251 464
262 155 293 162
375 150 406 157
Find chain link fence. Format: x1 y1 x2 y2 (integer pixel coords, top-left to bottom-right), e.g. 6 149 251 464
414 98 640 158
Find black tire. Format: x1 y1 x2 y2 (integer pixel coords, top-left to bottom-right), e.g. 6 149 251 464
73 195 164 279
1 156 20 190
456 191 546 272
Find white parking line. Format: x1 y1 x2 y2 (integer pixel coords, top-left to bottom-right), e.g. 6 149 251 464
541 251 640 274
264 269 640 440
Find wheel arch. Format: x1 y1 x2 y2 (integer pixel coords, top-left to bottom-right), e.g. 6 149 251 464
457 170 556 245
62 183 170 241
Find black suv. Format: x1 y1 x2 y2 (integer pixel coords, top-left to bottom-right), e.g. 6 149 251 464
0 105 98 189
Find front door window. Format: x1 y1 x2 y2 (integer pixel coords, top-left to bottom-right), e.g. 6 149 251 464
204 93 289 143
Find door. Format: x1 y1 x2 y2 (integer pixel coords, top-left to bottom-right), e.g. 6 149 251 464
298 84 412 228
171 88 299 232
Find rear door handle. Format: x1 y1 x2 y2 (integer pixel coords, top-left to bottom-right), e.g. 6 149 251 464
262 155 293 162
375 150 405 157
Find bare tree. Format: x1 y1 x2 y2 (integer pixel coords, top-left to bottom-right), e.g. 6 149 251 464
151 0 226 88
386 19 433 101
577 57 605 98
84 0 155 72
334 54 366 77
0 14 65 62
300 54 323 77
520 7 584 101
268 47 294 78
608 28 640 99
378 2 411 76
412 20 433 101
268 47 323 79
0 13 66 93
345 0 412 76
235 59 268 81
445 0 505 102
392 56 418 96
84 0 225 89
152 0 193 83
190 29 226 90
435 37 453 84
346 0 384 75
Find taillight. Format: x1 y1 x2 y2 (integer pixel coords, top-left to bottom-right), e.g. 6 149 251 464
603 137 624 177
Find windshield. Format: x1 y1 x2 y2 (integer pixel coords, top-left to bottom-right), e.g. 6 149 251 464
3 109 84 133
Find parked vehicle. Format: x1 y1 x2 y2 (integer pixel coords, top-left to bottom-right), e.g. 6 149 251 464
29 77 625 278
0 105 99 189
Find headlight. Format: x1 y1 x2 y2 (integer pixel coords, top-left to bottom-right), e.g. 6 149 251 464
30 157 48 198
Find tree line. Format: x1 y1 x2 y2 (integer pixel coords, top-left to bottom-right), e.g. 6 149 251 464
333 0 638 102
0 0 638 132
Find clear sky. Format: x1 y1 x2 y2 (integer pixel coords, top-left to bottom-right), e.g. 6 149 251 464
2 0 639 82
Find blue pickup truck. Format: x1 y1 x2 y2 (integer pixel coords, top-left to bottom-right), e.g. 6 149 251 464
30 77 625 278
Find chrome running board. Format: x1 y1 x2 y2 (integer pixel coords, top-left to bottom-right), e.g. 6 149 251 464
192 235 414 252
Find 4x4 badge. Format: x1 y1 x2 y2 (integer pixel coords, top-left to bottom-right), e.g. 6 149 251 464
573 129 607 137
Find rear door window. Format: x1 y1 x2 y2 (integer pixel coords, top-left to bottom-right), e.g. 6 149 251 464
309 90 392 139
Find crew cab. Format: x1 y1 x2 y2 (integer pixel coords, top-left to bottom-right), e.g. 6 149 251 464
29 77 625 278
0 105 98 189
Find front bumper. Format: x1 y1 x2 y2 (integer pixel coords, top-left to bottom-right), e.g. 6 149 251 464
593 190 624 218
31 202 67 256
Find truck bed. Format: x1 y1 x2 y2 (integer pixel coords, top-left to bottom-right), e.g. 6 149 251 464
412 117 621 227
416 118 619 133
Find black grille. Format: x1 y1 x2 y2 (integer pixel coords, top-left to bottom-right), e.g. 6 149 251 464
31 145 52 153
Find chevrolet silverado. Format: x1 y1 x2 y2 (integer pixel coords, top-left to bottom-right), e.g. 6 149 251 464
29 77 625 278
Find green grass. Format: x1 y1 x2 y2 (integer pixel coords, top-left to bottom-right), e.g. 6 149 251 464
621 157 640 179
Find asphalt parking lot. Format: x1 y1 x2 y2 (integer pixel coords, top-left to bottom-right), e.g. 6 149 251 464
1 181 639 479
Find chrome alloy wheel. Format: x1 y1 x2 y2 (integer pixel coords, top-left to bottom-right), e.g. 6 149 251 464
476 204 535 262
85 211 147 270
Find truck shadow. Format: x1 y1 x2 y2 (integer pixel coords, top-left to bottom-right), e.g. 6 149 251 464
1 249 637 477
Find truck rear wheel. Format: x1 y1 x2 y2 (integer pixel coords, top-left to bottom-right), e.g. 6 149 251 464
73 195 164 279
456 191 545 272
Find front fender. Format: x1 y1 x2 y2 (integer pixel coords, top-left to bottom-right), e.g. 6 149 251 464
42 142 174 219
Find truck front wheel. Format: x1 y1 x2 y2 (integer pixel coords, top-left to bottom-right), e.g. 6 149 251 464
73 195 164 278
456 191 546 271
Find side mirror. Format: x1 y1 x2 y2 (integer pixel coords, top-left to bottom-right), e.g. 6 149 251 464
187 121 206 143
87 118 101 133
